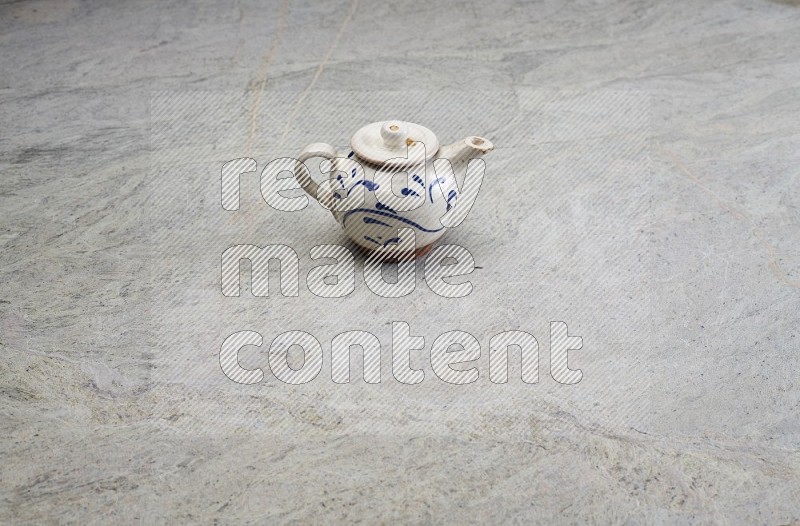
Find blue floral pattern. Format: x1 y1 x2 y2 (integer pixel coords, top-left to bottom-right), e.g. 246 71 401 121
331 154 456 247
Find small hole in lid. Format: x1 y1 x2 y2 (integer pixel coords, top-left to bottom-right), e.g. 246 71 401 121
389 124 399 131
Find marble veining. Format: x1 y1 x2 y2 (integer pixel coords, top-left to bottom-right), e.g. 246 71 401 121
1 0 799 523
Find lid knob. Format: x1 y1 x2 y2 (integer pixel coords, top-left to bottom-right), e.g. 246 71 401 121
350 120 439 166
380 121 409 148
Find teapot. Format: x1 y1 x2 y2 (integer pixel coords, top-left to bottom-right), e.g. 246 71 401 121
293 120 494 257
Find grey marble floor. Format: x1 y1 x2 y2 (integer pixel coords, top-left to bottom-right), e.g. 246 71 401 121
1 0 799 523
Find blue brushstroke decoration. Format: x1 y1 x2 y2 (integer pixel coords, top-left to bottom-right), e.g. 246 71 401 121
375 202 396 213
343 208 444 233
348 179 379 196
428 177 445 202
363 217 391 227
363 235 381 245
446 189 457 211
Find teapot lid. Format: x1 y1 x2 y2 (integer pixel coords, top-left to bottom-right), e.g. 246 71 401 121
350 120 439 167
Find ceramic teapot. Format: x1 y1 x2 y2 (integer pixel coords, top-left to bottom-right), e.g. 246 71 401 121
293 120 493 257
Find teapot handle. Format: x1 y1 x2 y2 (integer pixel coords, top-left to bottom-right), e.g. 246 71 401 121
295 142 337 206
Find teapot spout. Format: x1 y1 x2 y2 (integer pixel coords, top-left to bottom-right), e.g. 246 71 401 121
438 136 494 163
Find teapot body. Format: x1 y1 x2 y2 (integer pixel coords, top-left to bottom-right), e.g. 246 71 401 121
327 150 459 253
292 121 493 257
